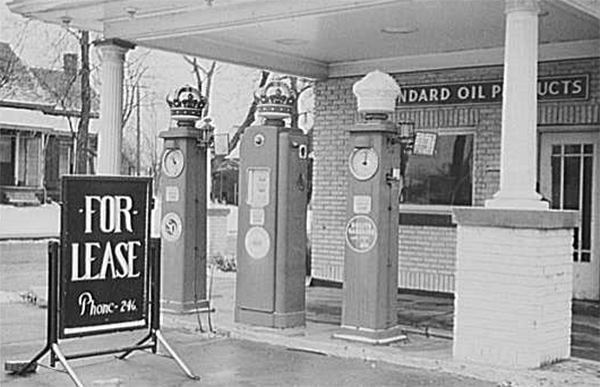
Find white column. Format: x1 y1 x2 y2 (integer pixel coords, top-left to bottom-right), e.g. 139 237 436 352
96 39 134 175
14 131 20 185
486 0 547 210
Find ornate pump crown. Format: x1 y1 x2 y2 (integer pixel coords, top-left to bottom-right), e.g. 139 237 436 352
166 85 207 126
256 80 296 120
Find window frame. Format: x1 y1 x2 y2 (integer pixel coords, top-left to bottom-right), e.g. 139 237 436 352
400 127 476 211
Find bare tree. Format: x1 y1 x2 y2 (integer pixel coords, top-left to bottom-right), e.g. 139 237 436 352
75 30 92 173
226 72 314 154
183 56 217 117
120 49 152 175
0 19 31 92
227 70 270 153
122 50 151 128
0 45 19 90
278 75 314 129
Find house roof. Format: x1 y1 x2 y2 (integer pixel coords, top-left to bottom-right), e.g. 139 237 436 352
30 66 100 114
0 42 53 106
0 42 99 117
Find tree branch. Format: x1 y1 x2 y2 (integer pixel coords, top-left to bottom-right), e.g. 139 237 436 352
227 70 270 153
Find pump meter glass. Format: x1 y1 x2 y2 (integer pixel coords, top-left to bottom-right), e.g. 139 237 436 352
162 149 185 178
349 148 379 181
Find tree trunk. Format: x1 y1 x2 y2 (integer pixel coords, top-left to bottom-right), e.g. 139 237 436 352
75 30 91 174
227 70 270 153
289 76 299 129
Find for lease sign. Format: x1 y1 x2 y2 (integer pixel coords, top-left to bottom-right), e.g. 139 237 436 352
59 176 152 338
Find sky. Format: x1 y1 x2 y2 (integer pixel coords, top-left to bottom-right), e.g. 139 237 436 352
0 1 281 162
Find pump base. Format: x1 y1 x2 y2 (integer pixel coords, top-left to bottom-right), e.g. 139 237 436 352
235 307 305 329
333 325 407 345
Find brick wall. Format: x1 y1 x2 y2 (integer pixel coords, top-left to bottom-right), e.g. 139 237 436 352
398 225 456 293
454 222 573 367
311 58 600 291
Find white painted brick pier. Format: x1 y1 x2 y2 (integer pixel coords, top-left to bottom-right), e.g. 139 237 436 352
452 208 578 368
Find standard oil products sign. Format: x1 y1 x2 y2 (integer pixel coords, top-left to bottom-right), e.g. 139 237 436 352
397 75 589 106
60 176 152 338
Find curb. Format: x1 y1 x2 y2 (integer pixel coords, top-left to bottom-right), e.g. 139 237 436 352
162 315 600 387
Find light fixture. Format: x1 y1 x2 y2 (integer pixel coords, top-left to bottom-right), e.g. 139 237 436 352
397 121 416 179
274 38 308 46
60 15 72 26
125 7 137 18
381 26 418 35
397 121 415 152
198 117 215 148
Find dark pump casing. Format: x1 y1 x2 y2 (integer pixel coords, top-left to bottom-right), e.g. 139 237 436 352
235 123 308 328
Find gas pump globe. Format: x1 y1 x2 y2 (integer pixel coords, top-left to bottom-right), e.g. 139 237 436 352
235 80 309 328
334 70 406 344
159 85 212 314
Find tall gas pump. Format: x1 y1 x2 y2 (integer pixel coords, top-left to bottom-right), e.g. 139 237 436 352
235 81 308 328
334 70 406 344
159 86 213 313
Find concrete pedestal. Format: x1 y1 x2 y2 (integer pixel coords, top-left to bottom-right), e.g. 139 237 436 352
452 208 577 368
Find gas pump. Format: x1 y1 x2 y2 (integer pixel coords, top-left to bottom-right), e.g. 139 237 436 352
159 86 212 313
235 81 308 328
334 70 406 344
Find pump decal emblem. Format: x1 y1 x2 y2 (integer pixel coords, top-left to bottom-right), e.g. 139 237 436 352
247 167 270 207
245 226 270 259
249 208 265 226
345 215 377 253
353 195 372 214
161 212 183 242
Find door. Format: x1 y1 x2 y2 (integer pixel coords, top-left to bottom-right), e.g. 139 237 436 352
540 130 600 300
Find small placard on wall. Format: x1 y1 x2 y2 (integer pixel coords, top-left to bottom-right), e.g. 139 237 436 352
250 208 265 226
353 195 372 214
413 132 437 156
165 186 180 202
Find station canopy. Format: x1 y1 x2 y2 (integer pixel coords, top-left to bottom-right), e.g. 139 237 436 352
7 0 600 79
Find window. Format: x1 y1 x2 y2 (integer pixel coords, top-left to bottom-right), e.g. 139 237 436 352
402 133 473 206
551 143 594 263
0 134 15 186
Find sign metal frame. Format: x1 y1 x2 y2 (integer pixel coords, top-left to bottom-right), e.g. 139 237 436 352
12 175 200 387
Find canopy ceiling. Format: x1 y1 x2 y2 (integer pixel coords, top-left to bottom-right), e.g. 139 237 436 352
8 0 600 79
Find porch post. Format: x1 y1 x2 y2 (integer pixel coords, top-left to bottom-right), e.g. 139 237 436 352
95 39 135 175
486 0 547 210
14 131 20 185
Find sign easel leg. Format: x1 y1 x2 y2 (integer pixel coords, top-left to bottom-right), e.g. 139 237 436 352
116 332 153 360
118 238 199 380
51 344 84 387
15 241 60 375
151 238 199 379
155 330 199 380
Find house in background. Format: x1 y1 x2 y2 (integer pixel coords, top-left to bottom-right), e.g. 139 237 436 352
0 42 99 205
211 157 239 205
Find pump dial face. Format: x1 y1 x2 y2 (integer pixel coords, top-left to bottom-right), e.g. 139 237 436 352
349 148 379 181
163 149 185 178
